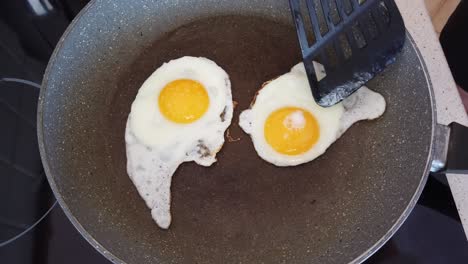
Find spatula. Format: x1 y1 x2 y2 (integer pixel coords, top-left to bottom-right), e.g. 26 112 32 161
289 0 406 107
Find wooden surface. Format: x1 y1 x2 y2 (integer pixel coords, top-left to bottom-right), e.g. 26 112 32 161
425 0 461 35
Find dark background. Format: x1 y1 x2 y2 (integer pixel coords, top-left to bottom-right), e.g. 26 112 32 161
0 0 467 263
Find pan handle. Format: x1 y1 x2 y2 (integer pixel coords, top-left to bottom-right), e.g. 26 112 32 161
431 122 468 174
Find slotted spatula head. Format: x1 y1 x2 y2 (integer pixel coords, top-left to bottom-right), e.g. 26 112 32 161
289 0 406 107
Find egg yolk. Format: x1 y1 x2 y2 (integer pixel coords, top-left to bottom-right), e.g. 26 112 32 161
264 107 319 155
158 79 209 124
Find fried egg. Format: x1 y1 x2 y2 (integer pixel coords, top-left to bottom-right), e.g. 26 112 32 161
125 56 233 228
239 63 386 166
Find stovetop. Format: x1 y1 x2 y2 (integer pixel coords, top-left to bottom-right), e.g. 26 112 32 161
0 1 467 263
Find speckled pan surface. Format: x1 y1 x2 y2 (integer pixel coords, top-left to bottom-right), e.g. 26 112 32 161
38 0 434 263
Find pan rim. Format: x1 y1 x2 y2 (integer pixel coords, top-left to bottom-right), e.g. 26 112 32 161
349 36 436 264
37 2 436 263
36 1 126 263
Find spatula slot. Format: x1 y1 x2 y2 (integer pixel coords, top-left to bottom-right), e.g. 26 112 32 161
352 23 367 49
309 0 330 36
299 0 319 45
338 33 353 60
328 0 342 25
338 0 353 16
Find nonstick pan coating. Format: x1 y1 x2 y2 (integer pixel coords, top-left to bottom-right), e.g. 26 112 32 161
38 1 434 263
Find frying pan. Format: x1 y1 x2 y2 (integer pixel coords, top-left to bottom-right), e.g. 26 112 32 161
37 0 468 263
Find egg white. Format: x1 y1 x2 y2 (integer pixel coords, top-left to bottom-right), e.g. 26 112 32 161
239 63 386 167
125 56 233 228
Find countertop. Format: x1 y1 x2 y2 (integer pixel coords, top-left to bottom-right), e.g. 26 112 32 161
396 0 468 239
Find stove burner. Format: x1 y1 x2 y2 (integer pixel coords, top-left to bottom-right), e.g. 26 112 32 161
0 78 55 247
